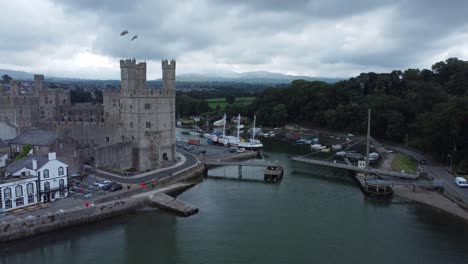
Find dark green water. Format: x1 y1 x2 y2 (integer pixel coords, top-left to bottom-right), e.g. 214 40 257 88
2 140 468 264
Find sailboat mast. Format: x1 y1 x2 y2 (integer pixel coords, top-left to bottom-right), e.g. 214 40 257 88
237 114 241 140
366 108 371 169
252 115 256 141
222 113 226 138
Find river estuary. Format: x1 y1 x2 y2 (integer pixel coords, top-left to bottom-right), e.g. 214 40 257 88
1 139 468 264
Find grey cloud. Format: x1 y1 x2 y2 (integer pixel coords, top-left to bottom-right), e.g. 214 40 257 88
3 0 468 78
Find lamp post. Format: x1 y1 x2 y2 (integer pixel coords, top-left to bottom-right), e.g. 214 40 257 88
448 154 453 171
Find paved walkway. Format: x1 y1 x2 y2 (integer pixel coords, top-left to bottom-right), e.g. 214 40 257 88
97 152 187 179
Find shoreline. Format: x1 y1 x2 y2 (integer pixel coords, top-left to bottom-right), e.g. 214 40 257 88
392 185 468 222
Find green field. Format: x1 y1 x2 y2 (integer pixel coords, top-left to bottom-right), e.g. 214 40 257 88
206 97 255 109
391 154 417 173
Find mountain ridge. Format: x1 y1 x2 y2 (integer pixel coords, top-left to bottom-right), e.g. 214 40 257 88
1 68 343 84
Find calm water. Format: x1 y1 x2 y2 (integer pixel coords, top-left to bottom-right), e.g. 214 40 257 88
1 140 468 264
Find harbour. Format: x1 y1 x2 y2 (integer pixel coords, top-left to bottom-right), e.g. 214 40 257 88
1 140 468 264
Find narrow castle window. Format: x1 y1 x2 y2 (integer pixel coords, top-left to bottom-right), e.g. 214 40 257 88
146 122 151 128
106 136 110 143
144 103 151 110
130 122 133 128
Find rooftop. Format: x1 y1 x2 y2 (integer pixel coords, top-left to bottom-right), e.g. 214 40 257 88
4 154 49 175
0 175 36 184
9 130 57 146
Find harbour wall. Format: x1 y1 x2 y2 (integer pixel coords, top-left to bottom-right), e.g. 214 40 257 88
0 164 206 243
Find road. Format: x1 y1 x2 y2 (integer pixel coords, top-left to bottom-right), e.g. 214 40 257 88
95 149 199 184
392 146 468 201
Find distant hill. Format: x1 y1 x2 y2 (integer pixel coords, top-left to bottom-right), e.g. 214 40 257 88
168 71 342 84
0 69 34 80
1 68 342 84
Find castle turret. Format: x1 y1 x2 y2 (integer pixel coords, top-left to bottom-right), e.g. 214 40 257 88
162 59 176 91
34 74 44 94
120 58 146 92
10 80 20 96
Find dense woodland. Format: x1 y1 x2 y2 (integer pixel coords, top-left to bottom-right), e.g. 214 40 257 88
250 58 468 170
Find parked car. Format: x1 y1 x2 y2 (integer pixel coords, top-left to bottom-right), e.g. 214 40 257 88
97 180 110 188
184 145 195 151
455 177 468 188
84 194 93 199
418 159 427 165
109 183 123 192
101 182 115 191
94 180 105 186
229 148 236 153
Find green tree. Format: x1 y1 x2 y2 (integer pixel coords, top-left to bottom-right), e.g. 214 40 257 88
272 104 288 126
1 74 12 84
226 95 236 104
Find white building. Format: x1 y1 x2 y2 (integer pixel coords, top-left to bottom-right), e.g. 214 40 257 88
0 152 68 212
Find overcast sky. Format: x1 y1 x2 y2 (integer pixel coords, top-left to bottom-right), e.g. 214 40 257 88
1 0 467 79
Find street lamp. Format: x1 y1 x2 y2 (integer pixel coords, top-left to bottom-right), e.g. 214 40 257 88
447 154 453 170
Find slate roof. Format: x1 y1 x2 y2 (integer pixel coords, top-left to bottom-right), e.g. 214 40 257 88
4 154 49 175
9 130 57 146
0 138 8 148
0 152 7 157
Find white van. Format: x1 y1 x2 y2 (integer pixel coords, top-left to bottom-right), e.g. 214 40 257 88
455 177 468 188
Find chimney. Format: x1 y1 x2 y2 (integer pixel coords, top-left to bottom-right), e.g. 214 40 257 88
32 159 37 170
48 152 56 161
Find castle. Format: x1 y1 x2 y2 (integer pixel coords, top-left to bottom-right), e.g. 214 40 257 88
0 59 176 173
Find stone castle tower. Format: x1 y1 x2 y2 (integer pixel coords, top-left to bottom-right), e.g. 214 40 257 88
0 58 175 173
110 58 176 170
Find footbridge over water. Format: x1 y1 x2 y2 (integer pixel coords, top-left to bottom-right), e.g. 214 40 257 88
204 160 284 181
291 156 419 179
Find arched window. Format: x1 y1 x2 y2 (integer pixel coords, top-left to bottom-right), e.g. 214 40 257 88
15 185 23 197
44 182 50 191
43 169 49 178
4 188 11 200
27 183 34 194
58 167 64 176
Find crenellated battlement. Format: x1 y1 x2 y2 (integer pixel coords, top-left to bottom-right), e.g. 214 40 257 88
162 59 176 69
120 58 147 69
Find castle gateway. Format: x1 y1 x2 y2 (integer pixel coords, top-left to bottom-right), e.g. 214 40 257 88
0 59 177 172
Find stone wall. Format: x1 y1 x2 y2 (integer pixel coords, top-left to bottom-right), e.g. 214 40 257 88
0 196 147 243
95 142 134 171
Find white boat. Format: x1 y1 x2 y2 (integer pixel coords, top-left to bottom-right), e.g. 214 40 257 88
238 115 263 150
211 113 242 146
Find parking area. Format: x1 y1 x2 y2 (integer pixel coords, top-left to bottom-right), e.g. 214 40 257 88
68 175 130 201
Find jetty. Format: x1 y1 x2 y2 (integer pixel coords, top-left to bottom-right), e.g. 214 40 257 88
148 193 199 217
291 157 419 179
